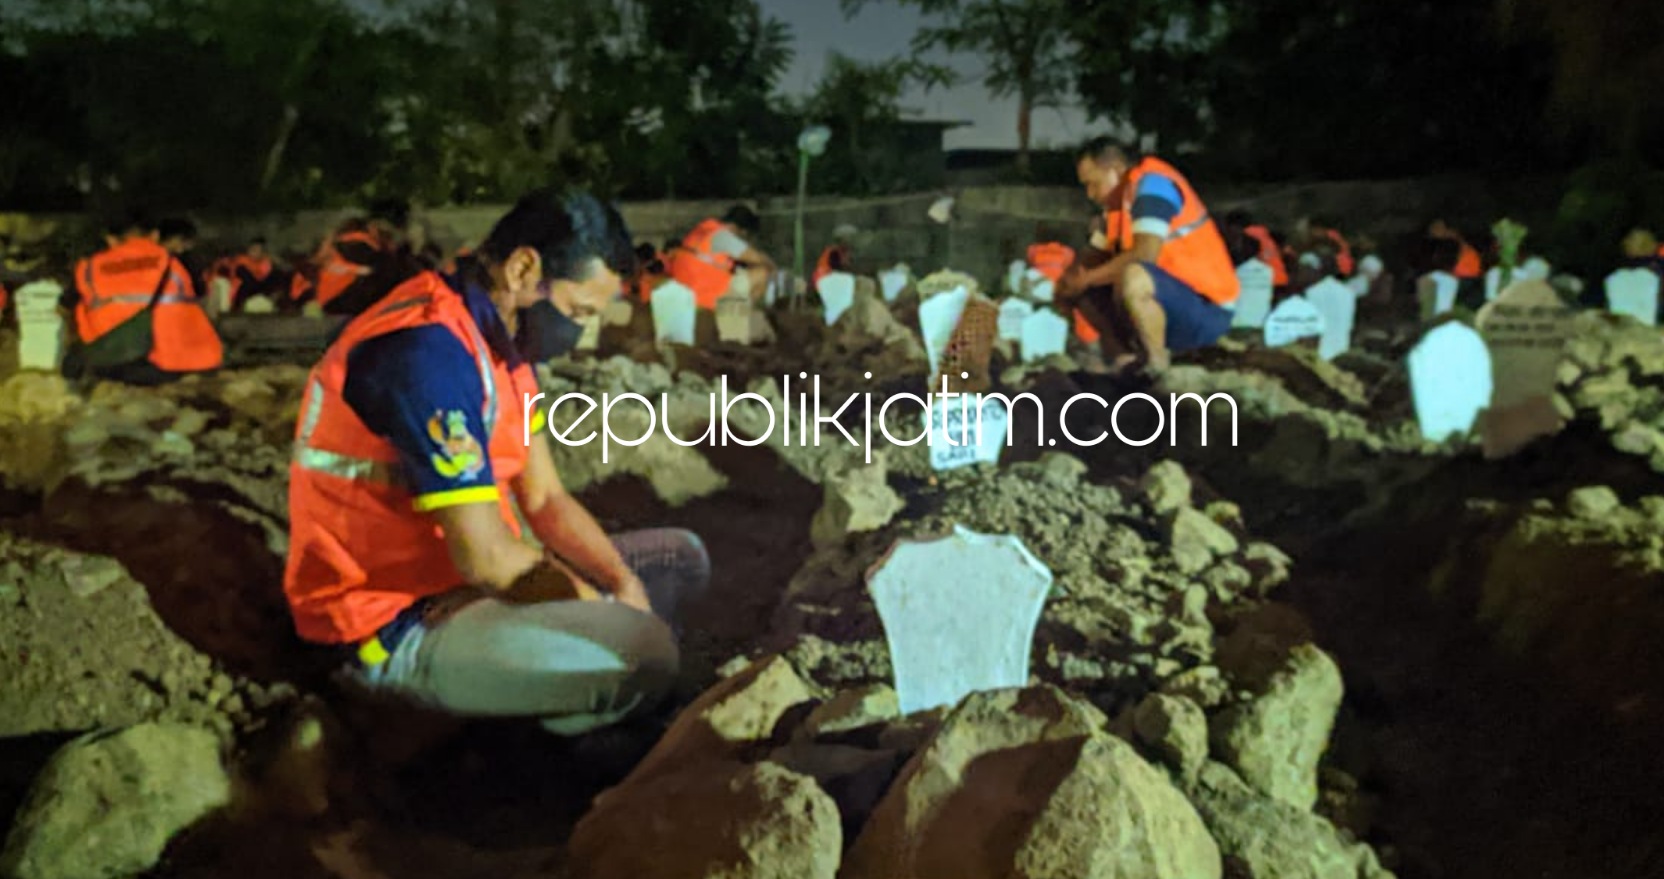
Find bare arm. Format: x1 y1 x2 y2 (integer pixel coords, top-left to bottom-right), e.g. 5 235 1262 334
1061 234 1164 299
513 436 649 609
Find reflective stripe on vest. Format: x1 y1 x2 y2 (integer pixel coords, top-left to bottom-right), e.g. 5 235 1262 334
1170 211 1212 242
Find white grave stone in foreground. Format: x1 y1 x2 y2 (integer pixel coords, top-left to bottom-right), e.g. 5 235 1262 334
1019 309 1069 363
1408 322 1492 443
16 281 66 371
1477 280 1571 458
867 525 1053 715
924 395 1010 472
1262 296 1324 348
1007 260 1027 295
1232 259 1275 328
1605 267 1660 327
1418 271 1459 320
715 294 752 344
818 272 856 326
1305 278 1356 361
998 298 1034 342
650 280 696 345
918 286 969 378
879 267 909 303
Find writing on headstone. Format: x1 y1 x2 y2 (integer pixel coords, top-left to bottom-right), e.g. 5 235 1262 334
1262 296 1325 348
1232 259 1275 329
866 525 1053 715
1477 280 1570 458
923 395 1010 471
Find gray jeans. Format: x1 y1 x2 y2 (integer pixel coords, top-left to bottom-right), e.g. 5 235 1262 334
353 528 710 735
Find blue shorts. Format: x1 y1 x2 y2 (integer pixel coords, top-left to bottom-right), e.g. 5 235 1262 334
1144 262 1233 352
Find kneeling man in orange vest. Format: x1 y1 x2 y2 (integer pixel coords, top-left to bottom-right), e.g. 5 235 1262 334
285 188 708 736
1056 139 1239 373
667 204 776 309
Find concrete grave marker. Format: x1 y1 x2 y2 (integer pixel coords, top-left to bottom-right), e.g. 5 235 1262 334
602 298 634 327
1232 258 1275 328
1262 296 1324 348
1019 309 1069 362
1417 271 1459 320
650 279 696 345
937 298 999 394
715 293 753 344
924 395 1011 472
1484 266 1513 303
1007 260 1027 295
576 313 602 351
1605 267 1660 326
1408 322 1492 443
818 272 856 326
1477 280 1570 458
16 281 66 371
998 298 1034 342
866 525 1053 715
243 295 276 314
918 285 969 378
209 277 233 316
1305 277 1356 361
879 266 909 303
1029 278 1055 304
1519 257 1551 281
1347 255 1384 298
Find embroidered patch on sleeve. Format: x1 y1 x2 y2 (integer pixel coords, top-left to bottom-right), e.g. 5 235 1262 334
427 409 485 480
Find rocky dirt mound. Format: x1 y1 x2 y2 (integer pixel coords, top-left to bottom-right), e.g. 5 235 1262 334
1559 311 1664 473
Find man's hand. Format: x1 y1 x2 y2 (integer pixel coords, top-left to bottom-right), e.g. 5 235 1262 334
1055 265 1087 302
608 573 653 615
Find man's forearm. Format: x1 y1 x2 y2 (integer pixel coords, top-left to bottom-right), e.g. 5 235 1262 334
523 492 634 591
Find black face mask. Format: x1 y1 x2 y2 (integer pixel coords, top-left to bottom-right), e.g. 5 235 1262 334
515 299 585 363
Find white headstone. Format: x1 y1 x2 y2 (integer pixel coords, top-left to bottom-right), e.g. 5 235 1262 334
1605 267 1660 326
918 285 969 378
1006 260 1027 295
209 277 233 316
1029 278 1055 304
1305 278 1356 361
1262 296 1325 348
818 272 856 326
867 525 1053 715
16 281 65 371
650 279 696 345
243 295 276 314
1021 268 1051 302
1232 259 1275 328
1408 322 1493 443
1519 257 1551 281
1484 266 1513 303
716 294 752 344
1346 254 1381 298
1019 309 1069 363
727 268 753 300
576 313 602 351
997 298 1034 342
302 302 324 318
879 267 909 303
925 395 1010 472
1477 280 1571 458
1418 271 1459 319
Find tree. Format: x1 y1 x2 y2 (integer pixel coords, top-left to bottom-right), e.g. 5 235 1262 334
797 53 952 195
840 0 1072 176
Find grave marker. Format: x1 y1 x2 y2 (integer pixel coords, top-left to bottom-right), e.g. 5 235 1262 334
15 281 66 371
1484 266 1512 303
879 267 909 303
918 286 969 378
1605 267 1660 326
866 525 1053 715
1232 258 1275 328
1347 255 1384 298
937 298 998 394
998 298 1034 342
1007 260 1027 295
924 395 1010 472
1019 309 1069 363
650 280 696 345
243 295 276 314
1417 271 1458 320
818 272 856 326
1519 257 1551 281
1029 278 1055 303
1477 280 1570 458
1305 278 1356 361
716 293 753 344
209 277 233 316
576 313 602 351
1262 296 1324 348
1408 322 1492 443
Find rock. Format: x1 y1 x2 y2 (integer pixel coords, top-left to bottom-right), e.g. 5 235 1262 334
569 760 842 879
58 554 129 599
1210 643 1344 811
1160 665 1230 709
1133 693 1209 781
1170 508 1241 574
1186 761 1396 879
1242 542 1294 595
1205 500 1245 530
798 685 900 740
1 724 231 879
844 686 1220 879
1140 461 1193 514
809 462 905 548
766 742 905 840
1566 485 1621 519
612 656 815 790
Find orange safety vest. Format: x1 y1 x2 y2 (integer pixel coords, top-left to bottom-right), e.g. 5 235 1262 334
1454 242 1482 279
1108 157 1240 306
1243 225 1290 286
1319 228 1354 277
284 272 535 644
73 239 223 373
813 244 850 288
1027 241 1097 343
667 219 739 310
314 228 384 308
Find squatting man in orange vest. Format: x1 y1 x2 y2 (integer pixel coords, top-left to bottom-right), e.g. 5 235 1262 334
284 188 709 736
666 204 776 309
1055 138 1240 374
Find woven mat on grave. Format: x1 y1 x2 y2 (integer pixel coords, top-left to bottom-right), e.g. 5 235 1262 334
935 297 998 395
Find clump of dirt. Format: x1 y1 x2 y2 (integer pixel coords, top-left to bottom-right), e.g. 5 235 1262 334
1558 311 1664 473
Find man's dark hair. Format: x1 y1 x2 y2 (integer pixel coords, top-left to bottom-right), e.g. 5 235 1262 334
1076 137 1134 167
104 207 155 236
158 218 197 241
721 204 761 235
479 188 636 282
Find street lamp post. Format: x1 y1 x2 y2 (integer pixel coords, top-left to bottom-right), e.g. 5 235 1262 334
795 125 831 307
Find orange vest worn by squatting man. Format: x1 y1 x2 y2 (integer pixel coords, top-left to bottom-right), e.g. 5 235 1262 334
667 218 738 310
1109 157 1240 307
284 272 540 644
1027 241 1097 343
74 238 223 372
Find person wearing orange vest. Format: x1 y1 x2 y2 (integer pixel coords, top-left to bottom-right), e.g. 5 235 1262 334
631 242 669 302
1026 240 1097 343
1428 219 1482 279
1223 210 1290 287
813 225 858 290
1056 139 1239 373
666 204 775 309
1316 226 1354 277
64 209 223 385
284 188 703 735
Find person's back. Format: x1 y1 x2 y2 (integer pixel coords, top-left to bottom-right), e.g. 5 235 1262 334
72 228 222 383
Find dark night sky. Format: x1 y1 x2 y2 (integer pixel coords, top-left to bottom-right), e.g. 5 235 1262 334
755 0 1110 151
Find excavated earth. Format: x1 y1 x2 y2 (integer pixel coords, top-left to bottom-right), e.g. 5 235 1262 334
1 284 1662 879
